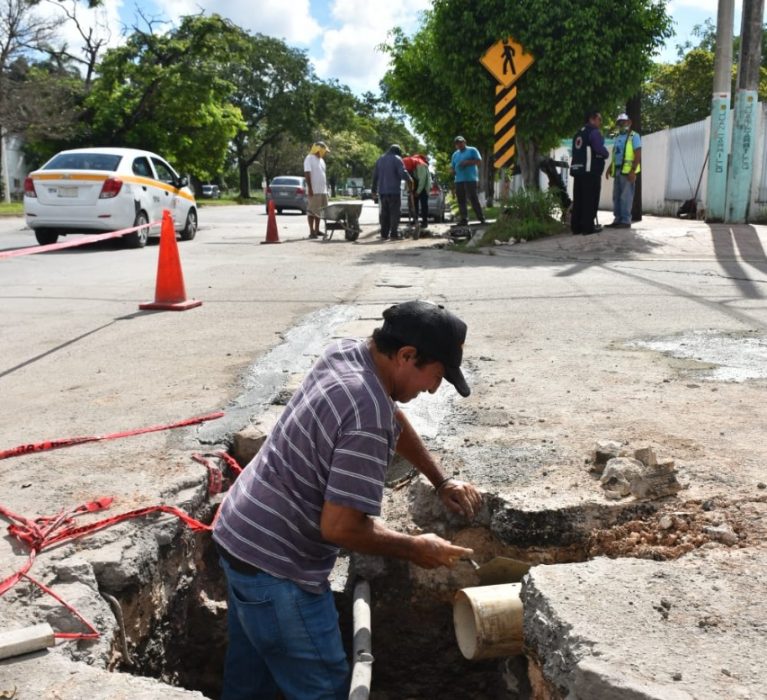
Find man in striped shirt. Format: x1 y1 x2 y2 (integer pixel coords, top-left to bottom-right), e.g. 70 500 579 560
213 300 482 699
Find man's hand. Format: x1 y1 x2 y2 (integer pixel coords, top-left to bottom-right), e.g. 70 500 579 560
320 501 473 569
411 533 474 569
627 171 637 183
438 479 482 519
605 170 611 180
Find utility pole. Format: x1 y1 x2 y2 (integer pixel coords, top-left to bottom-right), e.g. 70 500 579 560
627 94 642 222
725 0 764 222
705 0 734 222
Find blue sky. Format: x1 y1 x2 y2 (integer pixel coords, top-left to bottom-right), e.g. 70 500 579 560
47 1 752 95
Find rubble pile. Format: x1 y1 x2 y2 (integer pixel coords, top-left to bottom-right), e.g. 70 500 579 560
588 441 683 501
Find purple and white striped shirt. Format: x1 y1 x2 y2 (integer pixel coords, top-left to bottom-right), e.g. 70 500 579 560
213 338 400 593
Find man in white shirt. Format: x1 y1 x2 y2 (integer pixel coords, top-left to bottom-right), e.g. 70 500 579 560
303 141 330 239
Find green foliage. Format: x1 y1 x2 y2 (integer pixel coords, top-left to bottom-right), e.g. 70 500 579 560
478 188 565 245
644 29 767 133
13 7 423 195
643 50 722 132
228 31 314 189
86 14 247 180
0 201 24 216
306 80 423 190
6 59 89 168
383 0 672 160
323 130 380 188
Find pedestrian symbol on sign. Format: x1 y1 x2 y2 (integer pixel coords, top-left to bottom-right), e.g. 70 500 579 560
502 40 516 76
480 37 534 87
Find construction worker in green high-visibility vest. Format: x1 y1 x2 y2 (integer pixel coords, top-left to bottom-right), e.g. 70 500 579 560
606 112 642 229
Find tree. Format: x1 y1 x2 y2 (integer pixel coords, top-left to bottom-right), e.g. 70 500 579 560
643 50 727 133
4 57 85 161
85 14 246 183
322 129 380 194
0 0 63 195
227 33 313 198
643 24 767 133
304 80 423 193
383 0 672 187
256 135 305 186
41 0 111 87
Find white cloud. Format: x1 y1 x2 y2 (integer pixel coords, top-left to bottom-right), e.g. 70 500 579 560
669 0 720 11
314 0 430 93
143 0 323 45
33 0 431 96
316 27 390 94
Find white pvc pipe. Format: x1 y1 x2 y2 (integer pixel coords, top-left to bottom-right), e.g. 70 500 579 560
453 583 524 660
349 579 373 700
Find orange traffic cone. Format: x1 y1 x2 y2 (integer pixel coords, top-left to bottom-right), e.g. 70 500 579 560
261 199 281 244
139 210 202 311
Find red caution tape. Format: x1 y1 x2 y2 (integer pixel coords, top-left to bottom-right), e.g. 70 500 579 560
0 497 213 642
216 451 243 477
0 221 162 260
193 454 223 495
25 573 99 641
0 411 225 461
192 452 243 495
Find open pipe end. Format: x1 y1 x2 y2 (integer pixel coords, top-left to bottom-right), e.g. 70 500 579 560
453 584 524 660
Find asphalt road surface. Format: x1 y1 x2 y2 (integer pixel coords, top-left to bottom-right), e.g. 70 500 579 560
2 207 767 699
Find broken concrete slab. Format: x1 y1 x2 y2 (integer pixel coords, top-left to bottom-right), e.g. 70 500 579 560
600 456 683 500
523 547 766 699
0 650 206 699
231 424 266 466
592 440 624 473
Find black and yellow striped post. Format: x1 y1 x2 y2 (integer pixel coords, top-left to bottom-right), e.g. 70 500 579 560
494 85 517 169
480 37 534 170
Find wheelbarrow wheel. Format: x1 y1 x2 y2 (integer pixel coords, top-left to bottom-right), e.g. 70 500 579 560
345 225 360 242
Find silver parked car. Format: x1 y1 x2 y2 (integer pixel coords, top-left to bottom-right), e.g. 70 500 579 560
400 179 447 223
265 176 308 214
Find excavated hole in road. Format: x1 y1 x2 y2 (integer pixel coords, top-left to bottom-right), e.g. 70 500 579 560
108 316 758 696
109 461 732 699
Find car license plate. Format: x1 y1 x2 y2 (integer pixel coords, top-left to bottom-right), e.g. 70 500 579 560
57 187 78 197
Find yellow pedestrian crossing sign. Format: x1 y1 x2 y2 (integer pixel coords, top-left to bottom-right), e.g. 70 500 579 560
480 37 534 169
481 37 534 88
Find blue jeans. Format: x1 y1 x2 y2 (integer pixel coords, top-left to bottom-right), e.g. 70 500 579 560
219 557 349 700
612 173 636 224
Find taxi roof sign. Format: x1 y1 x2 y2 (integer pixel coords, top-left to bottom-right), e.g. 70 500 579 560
481 37 534 87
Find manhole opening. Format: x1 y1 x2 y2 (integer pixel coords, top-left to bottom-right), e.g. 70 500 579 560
109 504 227 698
107 467 730 698
111 530 531 699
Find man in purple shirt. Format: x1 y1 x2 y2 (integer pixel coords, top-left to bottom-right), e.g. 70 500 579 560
213 301 482 699
570 110 609 235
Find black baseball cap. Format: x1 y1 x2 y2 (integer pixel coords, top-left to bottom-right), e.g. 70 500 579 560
381 301 470 397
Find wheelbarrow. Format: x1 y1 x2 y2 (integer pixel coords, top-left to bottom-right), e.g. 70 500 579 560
321 201 362 241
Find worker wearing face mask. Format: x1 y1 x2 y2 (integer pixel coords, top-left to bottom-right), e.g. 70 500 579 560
605 113 642 229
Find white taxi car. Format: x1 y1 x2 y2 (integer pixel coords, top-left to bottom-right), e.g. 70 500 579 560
23 147 198 248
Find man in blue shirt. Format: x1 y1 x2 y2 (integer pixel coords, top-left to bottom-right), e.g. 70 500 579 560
450 136 485 226
605 113 642 228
